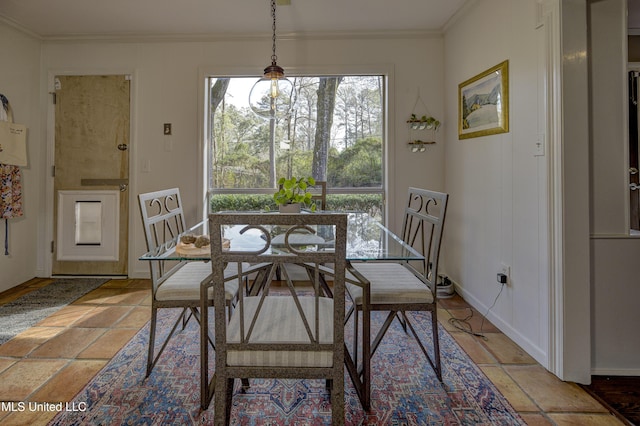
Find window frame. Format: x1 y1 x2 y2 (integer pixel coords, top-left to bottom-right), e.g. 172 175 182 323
199 65 393 224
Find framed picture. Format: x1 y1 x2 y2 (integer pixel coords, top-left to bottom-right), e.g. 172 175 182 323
458 60 509 139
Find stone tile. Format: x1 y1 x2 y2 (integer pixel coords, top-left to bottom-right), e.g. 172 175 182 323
71 288 125 305
28 328 106 359
99 288 148 305
505 365 609 413
29 359 106 402
547 413 626 425
437 308 459 333
35 304 96 327
0 359 68 400
0 327 64 358
0 358 16 374
450 332 497 365
446 307 500 334
480 365 538 411
0 288 34 305
25 278 55 289
114 306 151 328
519 413 554 425
102 279 150 289
479 333 536 364
77 329 138 359
127 279 152 289
0 408 58 425
71 306 132 328
437 293 469 310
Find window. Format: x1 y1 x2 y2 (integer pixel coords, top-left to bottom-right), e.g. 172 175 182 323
206 75 385 218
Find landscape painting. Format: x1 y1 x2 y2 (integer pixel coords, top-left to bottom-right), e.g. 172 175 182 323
458 60 509 139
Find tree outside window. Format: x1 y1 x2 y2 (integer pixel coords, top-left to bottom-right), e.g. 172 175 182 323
207 75 384 218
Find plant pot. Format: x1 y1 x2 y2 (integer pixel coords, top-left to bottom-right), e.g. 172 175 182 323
278 203 301 213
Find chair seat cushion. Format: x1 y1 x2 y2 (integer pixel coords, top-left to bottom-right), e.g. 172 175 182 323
226 296 334 368
155 261 244 302
346 262 433 306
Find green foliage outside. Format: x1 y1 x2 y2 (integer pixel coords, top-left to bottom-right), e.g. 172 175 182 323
210 76 383 190
210 193 383 219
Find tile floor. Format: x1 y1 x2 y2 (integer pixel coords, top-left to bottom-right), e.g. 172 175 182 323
0 278 625 425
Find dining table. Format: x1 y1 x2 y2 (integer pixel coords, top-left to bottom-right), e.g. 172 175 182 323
139 211 425 411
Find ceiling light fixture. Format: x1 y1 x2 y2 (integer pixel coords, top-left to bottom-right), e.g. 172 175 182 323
249 0 295 119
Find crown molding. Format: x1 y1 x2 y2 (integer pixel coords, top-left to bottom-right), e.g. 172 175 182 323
0 15 43 40
37 29 442 44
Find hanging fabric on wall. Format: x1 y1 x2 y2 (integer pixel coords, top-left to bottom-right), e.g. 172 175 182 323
0 94 24 255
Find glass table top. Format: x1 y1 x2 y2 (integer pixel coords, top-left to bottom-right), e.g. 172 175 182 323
139 212 423 263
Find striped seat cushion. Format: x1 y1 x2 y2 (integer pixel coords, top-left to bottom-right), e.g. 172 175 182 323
346 262 433 305
155 261 244 302
226 296 335 368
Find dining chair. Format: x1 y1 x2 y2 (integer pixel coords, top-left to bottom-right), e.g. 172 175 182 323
201 212 347 425
346 187 448 382
138 188 265 377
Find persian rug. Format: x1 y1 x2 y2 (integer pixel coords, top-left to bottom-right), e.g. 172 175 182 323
50 307 524 425
0 278 109 344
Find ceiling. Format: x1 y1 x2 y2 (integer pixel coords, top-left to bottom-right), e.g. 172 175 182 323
0 0 469 39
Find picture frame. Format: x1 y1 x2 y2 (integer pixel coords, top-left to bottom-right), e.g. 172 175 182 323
458 60 509 139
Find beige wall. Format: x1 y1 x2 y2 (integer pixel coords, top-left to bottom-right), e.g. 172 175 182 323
0 23 42 293
443 0 551 368
39 34 445 278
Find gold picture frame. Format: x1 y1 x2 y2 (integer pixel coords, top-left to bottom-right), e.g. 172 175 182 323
458 60 509 139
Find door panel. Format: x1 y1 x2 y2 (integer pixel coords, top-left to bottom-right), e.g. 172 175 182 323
53 75 130 275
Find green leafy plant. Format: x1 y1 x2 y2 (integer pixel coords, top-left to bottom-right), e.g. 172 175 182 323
409 114 441 131
273 176 317 211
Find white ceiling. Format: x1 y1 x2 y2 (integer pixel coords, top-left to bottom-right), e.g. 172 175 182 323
0 0 469 39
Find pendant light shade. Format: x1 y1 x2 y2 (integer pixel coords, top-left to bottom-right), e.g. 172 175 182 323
249 0 295 119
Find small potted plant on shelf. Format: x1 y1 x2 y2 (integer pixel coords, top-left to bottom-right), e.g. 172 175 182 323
408 114 441 131
273 176 317 213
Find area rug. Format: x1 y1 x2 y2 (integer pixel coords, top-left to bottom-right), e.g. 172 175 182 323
0 278 109 344
49 305 524 425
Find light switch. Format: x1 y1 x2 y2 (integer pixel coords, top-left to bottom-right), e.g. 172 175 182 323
163 123 172 135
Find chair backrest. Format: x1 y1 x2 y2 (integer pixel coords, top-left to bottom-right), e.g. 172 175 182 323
208 212 346 371
400 187 449 293
138 188 187 286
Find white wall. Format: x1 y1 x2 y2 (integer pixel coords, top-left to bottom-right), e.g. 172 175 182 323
589 0 640 375
0 23 42 292
39 34 445 278
443 1 551 367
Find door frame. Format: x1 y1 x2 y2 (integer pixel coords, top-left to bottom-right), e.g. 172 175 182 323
43 68 137 277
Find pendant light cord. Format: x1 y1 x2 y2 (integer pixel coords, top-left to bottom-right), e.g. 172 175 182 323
271 0 278 65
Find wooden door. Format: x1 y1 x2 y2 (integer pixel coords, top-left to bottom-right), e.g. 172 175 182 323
52 75 130 275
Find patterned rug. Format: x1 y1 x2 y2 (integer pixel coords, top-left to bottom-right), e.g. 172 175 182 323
50 307 524 425
0 278 109 344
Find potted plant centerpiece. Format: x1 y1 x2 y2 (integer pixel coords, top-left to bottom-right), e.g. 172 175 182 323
273 176 317 213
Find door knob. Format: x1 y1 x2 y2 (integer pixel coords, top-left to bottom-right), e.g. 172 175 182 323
119 184 128 192
630 183 640 191
630 167 638 175
117 144 128 151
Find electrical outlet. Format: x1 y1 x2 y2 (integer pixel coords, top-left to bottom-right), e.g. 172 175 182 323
500 263 511 285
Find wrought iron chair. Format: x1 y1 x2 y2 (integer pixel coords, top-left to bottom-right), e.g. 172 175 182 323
346 187 448 382
138 188 264 377
201 212 347 424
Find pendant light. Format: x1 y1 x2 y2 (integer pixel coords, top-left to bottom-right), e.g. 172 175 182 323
249 0 295 119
